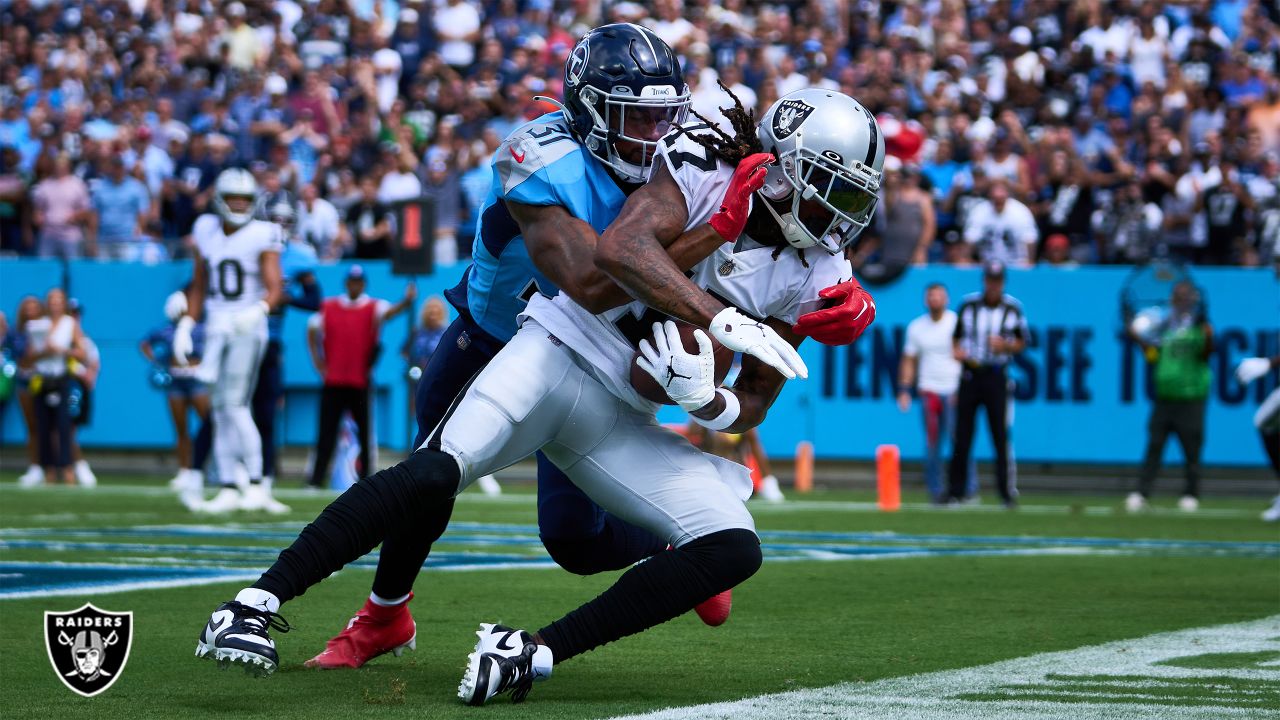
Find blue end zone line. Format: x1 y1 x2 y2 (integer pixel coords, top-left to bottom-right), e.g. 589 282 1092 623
2 536 1276 565
4 522 1278 554
4 542 1257 600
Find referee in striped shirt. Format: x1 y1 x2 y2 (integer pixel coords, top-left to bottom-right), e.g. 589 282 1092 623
948 260 1028 508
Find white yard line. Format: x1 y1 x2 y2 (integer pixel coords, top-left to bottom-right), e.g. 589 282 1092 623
606 615 1280 720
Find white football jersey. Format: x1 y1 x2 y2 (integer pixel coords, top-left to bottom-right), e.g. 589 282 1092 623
523 127 851 412
193 214 282 325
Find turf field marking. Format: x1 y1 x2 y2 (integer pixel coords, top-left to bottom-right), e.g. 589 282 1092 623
606 615 1280 720
4 520 1276 598
3 483 1266 518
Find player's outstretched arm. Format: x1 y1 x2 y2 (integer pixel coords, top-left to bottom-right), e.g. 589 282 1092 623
513 199 726 315
689 317 801 434
597 160 806 379
595 162 724 326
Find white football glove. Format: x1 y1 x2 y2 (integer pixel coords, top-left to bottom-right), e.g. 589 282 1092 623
708 307 807 380
1236 357 1273 385
232 300 270 335
636 321 717 412
172 315 196 365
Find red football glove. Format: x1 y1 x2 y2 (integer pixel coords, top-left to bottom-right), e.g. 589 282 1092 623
792 277 876 346
709 152 775 243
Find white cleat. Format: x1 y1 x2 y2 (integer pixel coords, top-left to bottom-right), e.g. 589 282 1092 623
196 597 290 677
476 474 502 497
757 475 785 503
17 464 43 487
175 469 206 510
197 487 243 514
239 484 291 515
458 623 552 706
1124 492 1148 513
74 460 97 488
1263 495 1280 522
1178 495 1200 513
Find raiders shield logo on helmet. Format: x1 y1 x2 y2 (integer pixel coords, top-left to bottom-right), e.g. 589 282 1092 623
771 99 815 140
45 603 133 697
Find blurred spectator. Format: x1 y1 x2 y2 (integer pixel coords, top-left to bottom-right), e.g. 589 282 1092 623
32 153 90 258
419 158 461 266
435 0 482 70
377 153 422 204
90 157 150 260
1126 282 1214 513
854 158 934 282
1196 160 1252 265
342 177 395 259
1041 234 1080 268
297 183 341 258
963 178 1039 266
122 126 173 199
1034 150 1095 263
0 144 29 254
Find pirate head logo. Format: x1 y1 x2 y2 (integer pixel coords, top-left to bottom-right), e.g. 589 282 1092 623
45 603 133 697
771 99 815 140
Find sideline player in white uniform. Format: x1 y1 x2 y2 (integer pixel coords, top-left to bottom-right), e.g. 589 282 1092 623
174 168 287 514
192 88 883 702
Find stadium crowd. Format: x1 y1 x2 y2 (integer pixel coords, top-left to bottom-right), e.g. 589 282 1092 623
0 0 1277 269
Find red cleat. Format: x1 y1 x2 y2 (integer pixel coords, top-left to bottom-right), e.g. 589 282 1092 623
304 594 417 669
694 589 732 627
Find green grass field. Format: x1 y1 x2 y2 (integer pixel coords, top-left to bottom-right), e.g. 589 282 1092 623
1 476 1277 720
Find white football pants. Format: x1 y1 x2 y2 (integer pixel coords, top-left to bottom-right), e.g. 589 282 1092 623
201 323 266 482
421 320 755 547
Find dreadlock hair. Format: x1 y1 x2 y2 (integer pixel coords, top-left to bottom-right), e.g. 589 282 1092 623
683 80 763 165
680 81 809 267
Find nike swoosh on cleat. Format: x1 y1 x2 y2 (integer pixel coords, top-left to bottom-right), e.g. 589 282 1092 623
495 631 519 651
207 616 227 636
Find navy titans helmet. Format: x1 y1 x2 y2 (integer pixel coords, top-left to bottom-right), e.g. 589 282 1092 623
560 23 689 183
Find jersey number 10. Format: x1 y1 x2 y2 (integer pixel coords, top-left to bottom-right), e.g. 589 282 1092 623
206 258 246 300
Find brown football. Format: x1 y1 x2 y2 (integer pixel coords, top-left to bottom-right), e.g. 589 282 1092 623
630 319 736 405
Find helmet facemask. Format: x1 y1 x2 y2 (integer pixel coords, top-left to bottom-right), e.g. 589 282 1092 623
213 169 261 229
215 193 259 228
578 85 689 183
758 145 880 254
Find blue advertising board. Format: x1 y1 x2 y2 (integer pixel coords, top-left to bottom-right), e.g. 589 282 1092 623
1 260 1276 466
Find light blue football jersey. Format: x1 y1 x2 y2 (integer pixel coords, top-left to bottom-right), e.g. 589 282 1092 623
446 112 628 342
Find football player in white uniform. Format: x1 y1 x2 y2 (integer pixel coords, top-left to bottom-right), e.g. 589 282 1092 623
192 88 883 700
174 168 287 514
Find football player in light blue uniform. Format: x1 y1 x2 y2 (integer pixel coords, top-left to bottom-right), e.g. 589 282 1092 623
201 24 796 675
298 24 749 671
